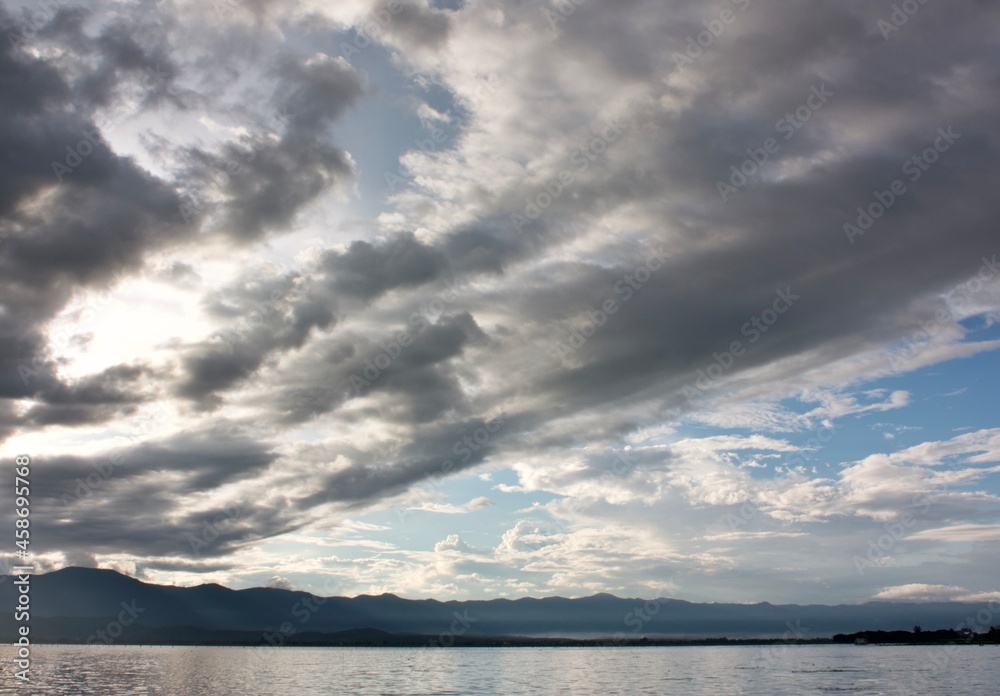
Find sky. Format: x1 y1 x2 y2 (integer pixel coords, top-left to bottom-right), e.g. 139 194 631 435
1 0 999 605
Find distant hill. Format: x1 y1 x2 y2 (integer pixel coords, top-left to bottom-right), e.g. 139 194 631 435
0 568 992 644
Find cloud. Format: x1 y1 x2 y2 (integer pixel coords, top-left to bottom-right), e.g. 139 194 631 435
320 232 446 301
434 534 477 553
173 51 364 242
954 592 1000 604
4 0 1000 604
375 0 451 54
0 4 195 434
409 496 495 514
267 575 296 591
174 268 335 408
910 524 1000 543
872 584 970 602
409 502 467 514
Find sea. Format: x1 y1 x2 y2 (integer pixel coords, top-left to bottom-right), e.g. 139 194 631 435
1 644 998 694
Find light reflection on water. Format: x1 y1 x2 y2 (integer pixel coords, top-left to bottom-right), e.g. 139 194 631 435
2 644 998 695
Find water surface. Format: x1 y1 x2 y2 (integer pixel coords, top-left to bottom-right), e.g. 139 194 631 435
2 644 997 694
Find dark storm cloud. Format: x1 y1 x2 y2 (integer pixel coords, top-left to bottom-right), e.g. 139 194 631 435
275 53 366 134
1 2 366 425
21 364 151 426
544 0 659 81
377 0 451 51
0 426 284 558
447 0 1000 430
30 427 275 501
177 132 356 242
314 224 525 307
367 311 489 423
321 232 447 299
0 1 370 557
127 429 278 491
0 5 193 436
77 15 186 112
175 270 336 407
176 50 364 241
297 415 505 509
277 310 487 424
442 226 522 275
173 220 507 408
